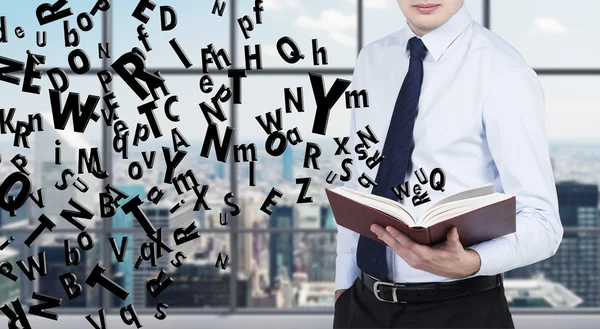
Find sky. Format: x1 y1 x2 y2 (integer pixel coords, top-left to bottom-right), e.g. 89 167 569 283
0 0 598 147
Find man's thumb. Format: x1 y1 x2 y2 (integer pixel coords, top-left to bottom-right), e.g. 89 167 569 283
448 227 459 242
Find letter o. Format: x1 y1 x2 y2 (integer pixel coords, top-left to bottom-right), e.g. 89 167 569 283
128 161 143 180
266 131 287 157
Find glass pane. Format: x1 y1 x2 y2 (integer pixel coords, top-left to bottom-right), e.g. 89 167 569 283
237 74 353 139
505 230 600 308
109 74 234 309
235 0 358 68
507 76 600 308
491 0 599 68
0 232 105 308
110 201 231 309
364 0 483 45
0 1 104 69
110 74 233 186
141 232 231 308
541 77 600 149
108 72 228 141
113 0 229 69
236 228 338 308
235 74 352 188
0 75 103 225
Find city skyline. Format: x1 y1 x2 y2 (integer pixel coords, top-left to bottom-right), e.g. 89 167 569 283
0 0 599 315
0 142 599 309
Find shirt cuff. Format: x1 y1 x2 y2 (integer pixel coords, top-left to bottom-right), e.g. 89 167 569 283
466 237 513 277
335 253 359 291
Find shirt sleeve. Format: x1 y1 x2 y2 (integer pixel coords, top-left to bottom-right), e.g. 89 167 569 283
334 49 368 291
467 65 564 276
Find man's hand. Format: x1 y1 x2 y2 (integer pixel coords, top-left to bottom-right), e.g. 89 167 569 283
334 289 346 305
370 225 481 278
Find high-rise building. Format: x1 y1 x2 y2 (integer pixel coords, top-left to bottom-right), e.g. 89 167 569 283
0 226 33 306
269 205 295 288
252 220 269 293
506 181 600 307
306 236 336 282
151 260 248 307
241 162 250 181
0 182 28 228
214 160 226 180
0 194 33 306
282 147 293 181
132 206 170 308
238 196 258 274
196 204 207 230
37 235 100 308
307 206 337 282
34 113 97 229
132 186 201 307
0 247 20 306
98 262 128 308
319 205 336 230
113 184 145 307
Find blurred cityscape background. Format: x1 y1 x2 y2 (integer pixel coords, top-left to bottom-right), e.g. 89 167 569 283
0 0 599 314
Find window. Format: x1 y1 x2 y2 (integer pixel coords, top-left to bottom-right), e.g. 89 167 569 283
113 0 229 70
234 0 357 68
1 0 599 314
0 1 104 69
491 0 600 68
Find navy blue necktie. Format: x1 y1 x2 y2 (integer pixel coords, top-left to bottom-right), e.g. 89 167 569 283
356 37 428 280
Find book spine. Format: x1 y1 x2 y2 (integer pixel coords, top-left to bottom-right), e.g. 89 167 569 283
408 226 431 245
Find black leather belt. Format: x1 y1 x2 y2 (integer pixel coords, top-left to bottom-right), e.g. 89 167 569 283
359 270 503 304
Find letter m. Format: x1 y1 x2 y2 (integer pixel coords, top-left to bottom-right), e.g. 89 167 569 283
233 143 257 162
345 89 369 109
172 169 198 195
78 148 104 175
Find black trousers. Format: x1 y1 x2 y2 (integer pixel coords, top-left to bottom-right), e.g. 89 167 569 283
333 278 515 328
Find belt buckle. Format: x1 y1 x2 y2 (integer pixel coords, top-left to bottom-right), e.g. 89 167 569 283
373 281 406 303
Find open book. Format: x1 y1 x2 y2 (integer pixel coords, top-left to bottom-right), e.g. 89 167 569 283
325 184 516 246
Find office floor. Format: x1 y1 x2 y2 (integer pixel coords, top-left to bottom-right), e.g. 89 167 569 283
2 314 598 329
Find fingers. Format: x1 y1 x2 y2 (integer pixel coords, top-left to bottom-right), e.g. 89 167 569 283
370 224 403 251
446 227 457 239
446 227 461 245
385 226 414 249
370 225 424 256
371 224 445 271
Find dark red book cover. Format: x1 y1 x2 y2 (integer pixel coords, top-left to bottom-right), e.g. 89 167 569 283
325 188 516 246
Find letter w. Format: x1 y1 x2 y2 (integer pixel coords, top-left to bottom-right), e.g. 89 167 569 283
255 108 283 134
49 90 100 133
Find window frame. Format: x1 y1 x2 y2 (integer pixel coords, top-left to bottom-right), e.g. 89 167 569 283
2 0 597 314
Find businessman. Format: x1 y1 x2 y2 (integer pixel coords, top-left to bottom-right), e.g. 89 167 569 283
333 0 564 328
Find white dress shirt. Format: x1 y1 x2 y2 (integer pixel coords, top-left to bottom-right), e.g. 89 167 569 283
335 4 564 290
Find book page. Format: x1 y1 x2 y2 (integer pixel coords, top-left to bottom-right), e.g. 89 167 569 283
420 193 511 226
418 183 495 224
335 187 416 225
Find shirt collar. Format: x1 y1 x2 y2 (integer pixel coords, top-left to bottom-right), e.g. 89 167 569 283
402 4 472 62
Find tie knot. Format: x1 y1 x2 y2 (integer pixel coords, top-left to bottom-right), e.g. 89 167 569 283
408 37 427 60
